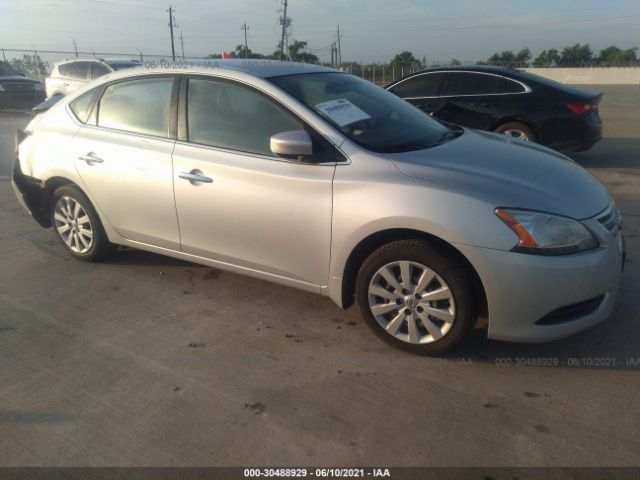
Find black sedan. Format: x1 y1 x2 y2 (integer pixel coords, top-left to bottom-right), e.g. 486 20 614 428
386 66 602 152
0 61 46 111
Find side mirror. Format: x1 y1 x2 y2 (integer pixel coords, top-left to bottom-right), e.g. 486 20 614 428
270 131 312 161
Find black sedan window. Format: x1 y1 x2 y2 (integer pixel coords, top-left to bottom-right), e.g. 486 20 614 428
390 73 446 98
446 72 498 96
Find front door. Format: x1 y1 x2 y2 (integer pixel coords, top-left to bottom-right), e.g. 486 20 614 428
173 77 335 286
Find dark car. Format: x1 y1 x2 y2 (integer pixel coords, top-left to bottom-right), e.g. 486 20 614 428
386 66 603 152
0 61 46 110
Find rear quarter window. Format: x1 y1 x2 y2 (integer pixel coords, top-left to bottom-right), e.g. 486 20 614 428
69 88 101 123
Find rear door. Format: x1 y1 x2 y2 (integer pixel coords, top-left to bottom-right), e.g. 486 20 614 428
71 76 181 250
437 72 505 128
65 61 92 95
388 73 448 116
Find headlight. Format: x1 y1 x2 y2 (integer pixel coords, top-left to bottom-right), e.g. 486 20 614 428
33 83 44 91
495 208 598 255
0 83 5 92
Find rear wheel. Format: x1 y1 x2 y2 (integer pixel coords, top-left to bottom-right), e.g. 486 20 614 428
494 121 536 142
356 240 475 356
50 185 115 262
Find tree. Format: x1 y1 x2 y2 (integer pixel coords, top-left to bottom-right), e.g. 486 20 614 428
450 58 461 66
532 48 560 67
390 51 424 74
558 43 593 67
514 47 531 66
486 48 530 67
9 54 48 80
287 40 319 63
597 46 638 65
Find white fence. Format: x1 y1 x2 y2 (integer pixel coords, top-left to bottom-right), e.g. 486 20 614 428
523 68 640 85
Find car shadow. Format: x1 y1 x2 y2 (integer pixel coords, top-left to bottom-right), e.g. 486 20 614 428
105 247 205 268
445 301 640 372
569 137 640 169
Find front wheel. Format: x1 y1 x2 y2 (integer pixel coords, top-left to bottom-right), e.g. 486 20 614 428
356 240 475 355
50 185 115 262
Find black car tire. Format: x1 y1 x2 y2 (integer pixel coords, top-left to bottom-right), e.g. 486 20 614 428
50 185 115 262
356 239 475 356
494 121 537 142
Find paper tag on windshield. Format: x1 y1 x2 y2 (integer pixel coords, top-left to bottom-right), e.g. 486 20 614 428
315 99 371 127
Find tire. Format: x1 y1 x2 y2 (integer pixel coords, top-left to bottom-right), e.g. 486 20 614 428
494 121 537 142
50 185 115 262
356 240 475 356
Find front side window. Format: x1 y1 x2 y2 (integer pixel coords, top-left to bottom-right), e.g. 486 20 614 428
389 73 446 98
97 77 173 137
69 62 90 80
187 78 303 156
446 72 498 96
271 72 452 153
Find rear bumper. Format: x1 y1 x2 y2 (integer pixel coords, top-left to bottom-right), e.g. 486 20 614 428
456 219 624 342
549 118 603 153
12 156 49 227
0 90 46 111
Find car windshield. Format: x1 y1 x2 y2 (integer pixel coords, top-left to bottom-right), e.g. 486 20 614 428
271 72 458 153
0 61 21 76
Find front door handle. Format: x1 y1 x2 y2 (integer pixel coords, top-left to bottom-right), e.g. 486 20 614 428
78 152 104 165
179 169 213 185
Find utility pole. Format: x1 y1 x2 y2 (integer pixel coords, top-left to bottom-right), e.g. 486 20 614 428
279 0 288 61
167 6 176 62
242 22 249 59
73 37 78 57
180 31 185 60
336 24 342 66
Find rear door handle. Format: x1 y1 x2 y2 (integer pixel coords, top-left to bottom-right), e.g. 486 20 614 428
78 152 104 165
179 169 213 185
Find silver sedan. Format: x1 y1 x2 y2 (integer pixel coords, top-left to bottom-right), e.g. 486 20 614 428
13 60 625 355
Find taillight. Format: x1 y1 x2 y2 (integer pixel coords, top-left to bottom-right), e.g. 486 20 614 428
566 102 598 115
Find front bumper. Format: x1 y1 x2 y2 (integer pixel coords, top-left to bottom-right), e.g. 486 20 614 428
456 217 624 342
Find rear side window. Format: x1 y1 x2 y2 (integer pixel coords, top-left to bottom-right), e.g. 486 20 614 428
446 72 498 96
186 78 303 156
496 77 526 94
97 77 174 137
69 88 100 123
69 62 90 80
91 63 111 79
389 73 446 98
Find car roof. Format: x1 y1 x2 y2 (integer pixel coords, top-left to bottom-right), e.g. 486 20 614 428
100 59 336 80
411 65 523 76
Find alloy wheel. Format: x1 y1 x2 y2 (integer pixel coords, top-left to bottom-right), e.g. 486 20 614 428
367 260 456 345
53 196 94 254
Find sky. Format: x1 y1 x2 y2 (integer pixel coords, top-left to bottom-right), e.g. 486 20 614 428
1 0 639 64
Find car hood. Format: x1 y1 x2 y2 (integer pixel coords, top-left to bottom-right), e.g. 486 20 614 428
390 129 611 220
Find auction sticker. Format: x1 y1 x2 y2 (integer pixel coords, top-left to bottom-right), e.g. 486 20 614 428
315 99 371 127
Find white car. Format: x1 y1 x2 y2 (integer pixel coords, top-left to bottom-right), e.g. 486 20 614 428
45 58 140 98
